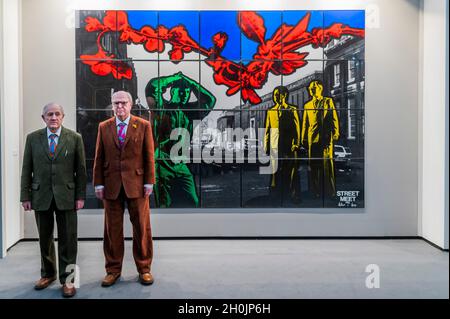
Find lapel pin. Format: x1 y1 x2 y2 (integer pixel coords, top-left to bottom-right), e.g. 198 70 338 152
133 123 138 129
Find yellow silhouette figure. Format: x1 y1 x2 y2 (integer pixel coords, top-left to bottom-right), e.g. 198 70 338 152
264 86 301 203
301 80 340 198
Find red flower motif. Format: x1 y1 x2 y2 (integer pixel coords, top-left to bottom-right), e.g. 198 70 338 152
239 12 266 44
80 50 132 80
206 58 241 94
80 49 112 62
80 10 365 105
120 28 142 43
280 12 311 54
113 61 132 79
246 61 268 89
168 47 184 62
208 32 229 59
89 61 114 76
212 32 228 51
165 26 200 61
169 26 199 52
141 26 164 52
157 26 169 40
103 10 129 31
241 88 261 104
85 17 104 32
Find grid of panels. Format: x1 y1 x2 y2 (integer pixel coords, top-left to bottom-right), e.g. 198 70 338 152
76 10 365 209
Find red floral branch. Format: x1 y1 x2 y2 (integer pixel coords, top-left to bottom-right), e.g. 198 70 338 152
80 10 365 104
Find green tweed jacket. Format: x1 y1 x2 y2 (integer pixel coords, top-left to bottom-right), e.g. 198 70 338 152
20 126 87 211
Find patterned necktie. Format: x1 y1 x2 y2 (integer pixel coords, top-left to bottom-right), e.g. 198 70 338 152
49 134 57 158
118 122 126 147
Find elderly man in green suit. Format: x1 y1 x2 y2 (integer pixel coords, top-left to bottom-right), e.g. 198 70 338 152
20 102 87 298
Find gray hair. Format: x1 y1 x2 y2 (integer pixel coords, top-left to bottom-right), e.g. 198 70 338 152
111 90 133 105
42 103 64 115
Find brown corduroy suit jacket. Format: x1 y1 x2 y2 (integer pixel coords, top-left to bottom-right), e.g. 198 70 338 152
93 115 156 200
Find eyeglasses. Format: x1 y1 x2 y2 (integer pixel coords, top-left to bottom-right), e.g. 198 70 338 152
113 101 130 107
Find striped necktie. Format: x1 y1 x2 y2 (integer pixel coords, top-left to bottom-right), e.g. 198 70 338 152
49 134 57 158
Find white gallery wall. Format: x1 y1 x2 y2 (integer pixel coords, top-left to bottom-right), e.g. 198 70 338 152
418 0 449 249
1 0 22 257
0 0 443 248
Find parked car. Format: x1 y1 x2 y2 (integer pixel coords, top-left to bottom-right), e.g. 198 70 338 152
333 144 353 177
334 145 352 159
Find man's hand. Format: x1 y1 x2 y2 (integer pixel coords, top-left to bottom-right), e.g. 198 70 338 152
144 185 153 197
22 201 32 211
75 199 85 211
95 188 104 200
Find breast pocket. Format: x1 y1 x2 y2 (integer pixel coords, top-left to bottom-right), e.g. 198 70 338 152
61 147 68 157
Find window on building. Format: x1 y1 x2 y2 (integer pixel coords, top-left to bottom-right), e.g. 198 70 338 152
361 96 365 136
250 118 256 139
360 60 365 80
347 97 356 140
348 60 356 82
334 64 341 87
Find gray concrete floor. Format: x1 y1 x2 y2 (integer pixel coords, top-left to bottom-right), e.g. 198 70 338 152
0 239 448 299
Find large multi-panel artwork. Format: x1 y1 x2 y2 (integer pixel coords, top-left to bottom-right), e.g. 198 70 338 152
76 10 365 209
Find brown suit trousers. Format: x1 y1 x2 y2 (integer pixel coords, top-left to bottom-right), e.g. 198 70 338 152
93 115 156 274
103 187 153 274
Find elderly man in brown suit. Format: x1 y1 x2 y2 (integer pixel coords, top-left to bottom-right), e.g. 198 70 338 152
93 90 156 287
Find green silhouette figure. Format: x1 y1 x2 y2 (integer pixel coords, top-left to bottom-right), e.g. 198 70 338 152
145 72 216 208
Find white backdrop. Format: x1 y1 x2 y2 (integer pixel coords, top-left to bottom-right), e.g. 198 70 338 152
19 0 424 239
